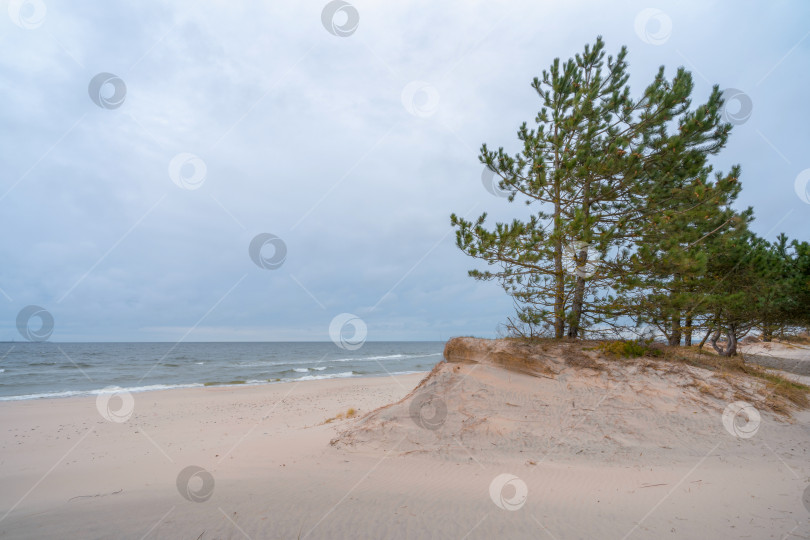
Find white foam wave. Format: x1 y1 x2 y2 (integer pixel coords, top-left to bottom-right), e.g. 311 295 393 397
287 371 355 382
0 383 205 402
332 353 441 363
238 352 440 368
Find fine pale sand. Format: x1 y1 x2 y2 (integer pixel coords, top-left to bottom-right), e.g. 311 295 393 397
1 340 809 539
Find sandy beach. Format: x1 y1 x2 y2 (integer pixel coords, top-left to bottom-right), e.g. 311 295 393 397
3 1 808 537
2 340 809 539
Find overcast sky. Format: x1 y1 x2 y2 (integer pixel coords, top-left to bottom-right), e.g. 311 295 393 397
1 0 808 342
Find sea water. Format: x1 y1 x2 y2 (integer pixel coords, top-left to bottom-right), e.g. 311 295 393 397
0 341 444 400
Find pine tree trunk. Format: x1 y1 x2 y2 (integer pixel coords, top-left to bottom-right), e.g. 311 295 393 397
567 176 592 339
668 315 682 346
553 227 565 339
568 275 585 338
684 314 693 346
697 326 712 349
709 327 723 355
725 324 738 356
552 135 565 339
710 324 738 356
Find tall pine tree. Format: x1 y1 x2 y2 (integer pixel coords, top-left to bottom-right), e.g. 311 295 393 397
452 37 732 339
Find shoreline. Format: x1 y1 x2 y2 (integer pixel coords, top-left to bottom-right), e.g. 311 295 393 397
0 369 431 403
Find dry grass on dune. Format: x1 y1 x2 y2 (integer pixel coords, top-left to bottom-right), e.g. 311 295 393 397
657 345 810 411
330 337 809 462
631 341 808 413
453 336 809 414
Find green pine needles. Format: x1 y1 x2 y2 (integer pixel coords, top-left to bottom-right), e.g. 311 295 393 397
451 36 809 354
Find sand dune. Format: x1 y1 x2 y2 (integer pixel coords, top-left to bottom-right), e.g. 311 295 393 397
335 338 808 463
1 339 809 539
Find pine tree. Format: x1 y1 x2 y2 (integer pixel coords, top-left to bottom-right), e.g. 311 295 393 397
754 234 810 340
702 229 763 356
451 37 732 339
617 166 750 346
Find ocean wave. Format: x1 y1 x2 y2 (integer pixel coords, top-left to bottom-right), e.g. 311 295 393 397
290 366 329 373
236 361 286 368
287 371 356 382
389 370 428 376
0 368 432 401
237 352 441 368
0 383 205 402
331 353 442 363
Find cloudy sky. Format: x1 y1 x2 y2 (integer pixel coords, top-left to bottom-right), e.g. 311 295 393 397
1 0 808 342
